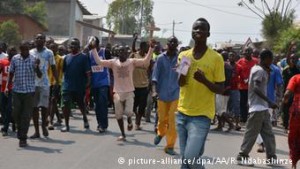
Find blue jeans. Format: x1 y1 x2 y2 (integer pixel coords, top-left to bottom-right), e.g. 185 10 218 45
92 86 109 129
228 90 240 117
1 92 12 132
176 112 211 169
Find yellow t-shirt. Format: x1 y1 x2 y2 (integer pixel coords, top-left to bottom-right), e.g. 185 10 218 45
132 53 149 88
48 54 64 85
178 48 225 119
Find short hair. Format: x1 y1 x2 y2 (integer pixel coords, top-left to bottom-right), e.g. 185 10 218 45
221 51 229 61
140 41 148 49
94 36 100 46
35 33 46 39
70 38 80 44
259 49 273 61
196 18 210 31
19 40 30 48
167 36 179 43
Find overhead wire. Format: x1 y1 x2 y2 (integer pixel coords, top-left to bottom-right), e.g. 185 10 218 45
183 0 260 20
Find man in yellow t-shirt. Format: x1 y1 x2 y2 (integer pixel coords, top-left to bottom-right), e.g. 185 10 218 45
176 18 225 169
48 43 64 130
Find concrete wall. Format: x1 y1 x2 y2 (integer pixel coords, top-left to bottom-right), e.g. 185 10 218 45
74 3 84 42
45 0 71 36
82 18 103 45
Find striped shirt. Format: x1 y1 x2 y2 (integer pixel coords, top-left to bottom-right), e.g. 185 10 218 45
9 54 36 93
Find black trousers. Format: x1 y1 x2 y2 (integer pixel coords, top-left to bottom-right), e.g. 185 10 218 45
134 87 149 125
240 90 249 123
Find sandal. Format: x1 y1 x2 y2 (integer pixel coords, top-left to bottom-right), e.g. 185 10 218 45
127 123 133 131
117 136 126 141
135 125 142 131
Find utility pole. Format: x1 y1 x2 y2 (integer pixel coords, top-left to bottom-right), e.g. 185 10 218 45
139 0 144 36
172 20 175 36
172 20 183 36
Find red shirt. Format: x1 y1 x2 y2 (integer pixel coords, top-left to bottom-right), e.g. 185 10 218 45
0 58 12 92
229 63 240 90
236 57 258 90
287 74 300 111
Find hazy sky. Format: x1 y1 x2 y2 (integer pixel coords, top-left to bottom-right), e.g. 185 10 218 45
81 0 300 46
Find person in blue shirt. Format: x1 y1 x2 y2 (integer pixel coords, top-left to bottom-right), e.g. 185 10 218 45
152 36 180 155
267 64 284 125
61 38 91 132
89 36 110 133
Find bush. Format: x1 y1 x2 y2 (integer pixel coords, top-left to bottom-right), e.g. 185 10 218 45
0 20 22 46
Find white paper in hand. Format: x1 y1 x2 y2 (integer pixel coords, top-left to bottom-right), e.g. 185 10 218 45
176 56 191 75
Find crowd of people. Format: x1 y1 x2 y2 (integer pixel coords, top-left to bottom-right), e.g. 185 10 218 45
0 17 299 169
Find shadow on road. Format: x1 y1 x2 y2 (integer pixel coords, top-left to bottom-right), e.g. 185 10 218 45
19 145 62 154
117 138 156 148
40 137 76 145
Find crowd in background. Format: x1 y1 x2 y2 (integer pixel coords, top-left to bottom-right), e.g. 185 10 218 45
0 17 299 169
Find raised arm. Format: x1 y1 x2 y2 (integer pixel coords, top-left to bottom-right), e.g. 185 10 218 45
91 48 113 68
133 39 155 67
132 33 138 53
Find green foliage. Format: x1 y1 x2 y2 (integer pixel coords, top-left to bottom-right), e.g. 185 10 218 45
274 27 300 55
0 0 25 14
262 11 294 47
0 0 47 27
24 1 47 27
238 0 297 48
0 20 21 46
107 0 154 35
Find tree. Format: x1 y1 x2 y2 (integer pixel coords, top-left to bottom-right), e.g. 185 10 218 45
274 27 300 55
238 0 297 47
0 20 21 46
24 1 47 27
0 0 25 14
0 0 47 27
107 0 154 36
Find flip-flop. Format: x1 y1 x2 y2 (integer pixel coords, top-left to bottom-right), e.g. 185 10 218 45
117 136 126 141
127 124 133 131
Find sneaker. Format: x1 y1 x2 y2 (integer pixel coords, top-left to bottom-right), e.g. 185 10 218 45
19 140 28 147
154 135 162 145
236 153 254 166
165 148 176 155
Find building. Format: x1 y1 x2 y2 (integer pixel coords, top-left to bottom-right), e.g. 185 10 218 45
0 14 47 40
27 0 114 45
